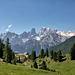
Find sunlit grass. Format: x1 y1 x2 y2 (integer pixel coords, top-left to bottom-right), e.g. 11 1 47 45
0 54 75 75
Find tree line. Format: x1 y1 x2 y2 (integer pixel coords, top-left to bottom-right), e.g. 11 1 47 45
29 43 75 70
29 49 62 62
0 38 16 64
0 38 75 70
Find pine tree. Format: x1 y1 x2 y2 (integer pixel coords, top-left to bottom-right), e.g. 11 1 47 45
18 56 20 63
45 48 49 57
31 50 36 61
57 50 62 62
53 51 57 61
70 43 75 60
34 61 38 69
40 49 44 58
3 38 13 63
31 50 33 60
50 50 53 59
34 51 36 59
12 52 15 59
0 38 5 58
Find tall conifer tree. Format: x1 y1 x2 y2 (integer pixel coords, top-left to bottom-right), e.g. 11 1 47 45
3 38 13 63
31 50 36 61
40 49 44 58
50 50 53 59
70 43 75 60
0 38 4 58
45 48 49 57
57 50 62 62
53 51 57 61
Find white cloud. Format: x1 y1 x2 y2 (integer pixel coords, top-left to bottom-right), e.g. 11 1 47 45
6 24 12 31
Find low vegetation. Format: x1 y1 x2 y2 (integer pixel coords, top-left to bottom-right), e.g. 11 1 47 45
0 54 75 75
0 38 75 75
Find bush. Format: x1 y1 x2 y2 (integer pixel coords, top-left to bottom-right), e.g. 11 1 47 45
39 61 47 70
33 61 38 69
11 58 16 65
39 60 41 62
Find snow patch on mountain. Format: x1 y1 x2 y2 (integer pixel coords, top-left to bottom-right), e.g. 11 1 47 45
35 37 40 40
22 39 29 43
57 31 75 37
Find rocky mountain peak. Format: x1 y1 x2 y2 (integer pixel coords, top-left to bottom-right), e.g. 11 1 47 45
39 27 46 35
28 28 36 35
0 27 75 54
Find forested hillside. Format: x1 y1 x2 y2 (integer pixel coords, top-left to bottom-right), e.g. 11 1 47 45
49 36 75 54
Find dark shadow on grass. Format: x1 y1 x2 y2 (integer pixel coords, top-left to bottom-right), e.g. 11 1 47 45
59 56 67 62
61 55 66 58
61 58 67 62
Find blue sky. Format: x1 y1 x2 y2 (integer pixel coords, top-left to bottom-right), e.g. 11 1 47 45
0 0 75 34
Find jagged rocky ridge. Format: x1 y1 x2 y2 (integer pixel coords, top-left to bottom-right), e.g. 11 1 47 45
0 27 75 54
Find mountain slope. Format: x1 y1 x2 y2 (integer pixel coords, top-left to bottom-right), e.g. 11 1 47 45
49 36 75 54
0 54 75 75
0 27 75 54
0 63 56 75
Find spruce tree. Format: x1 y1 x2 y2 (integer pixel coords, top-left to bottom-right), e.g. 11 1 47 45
45 48 49 57
34 61 38 69
70 43 75 60
0 38 5 58
53 51 57 61
57 50 62 62
40 49 44 58
18 56 20 63
31 50 36 61
12 52 15 59
50 50 53 59
31 50 33 60
3 38 13 63
34 51 36 59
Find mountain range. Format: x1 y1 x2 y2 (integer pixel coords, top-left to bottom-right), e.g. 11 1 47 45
0 27 75 54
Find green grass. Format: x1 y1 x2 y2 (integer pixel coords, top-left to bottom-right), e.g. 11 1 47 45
23 54 75 75
0 62 56 75
0 54 75 75
47 59 75 75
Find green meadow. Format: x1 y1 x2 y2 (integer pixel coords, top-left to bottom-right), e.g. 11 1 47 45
0 54 75 75
0 62 56 75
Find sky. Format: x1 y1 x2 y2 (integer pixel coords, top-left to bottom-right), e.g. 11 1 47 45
0 0 75 34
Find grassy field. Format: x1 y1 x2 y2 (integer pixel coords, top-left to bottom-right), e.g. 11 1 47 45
0 62 56 75
23 54 75 75
0 54 75 75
